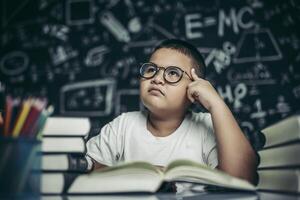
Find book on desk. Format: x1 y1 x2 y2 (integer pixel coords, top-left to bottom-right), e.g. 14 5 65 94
67 159 256 194
257 114 300 194
38 116 91 194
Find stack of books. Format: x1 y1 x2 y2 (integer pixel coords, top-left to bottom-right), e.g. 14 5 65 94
257 114 300 194
40 117 91 194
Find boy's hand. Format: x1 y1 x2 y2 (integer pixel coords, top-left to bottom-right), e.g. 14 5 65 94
187 68 224 112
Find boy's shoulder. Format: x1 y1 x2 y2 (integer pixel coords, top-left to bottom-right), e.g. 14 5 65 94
118 111 146 119
117 111 211 123
111 111 146 124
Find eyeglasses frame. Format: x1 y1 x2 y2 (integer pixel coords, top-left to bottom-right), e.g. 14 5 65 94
139 62 193 84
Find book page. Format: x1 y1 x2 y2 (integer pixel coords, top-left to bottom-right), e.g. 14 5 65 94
164 159 255 191
68 161 165 193
94 161 163 174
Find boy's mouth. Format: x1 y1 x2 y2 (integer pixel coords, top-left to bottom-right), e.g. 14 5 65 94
148 87 164 96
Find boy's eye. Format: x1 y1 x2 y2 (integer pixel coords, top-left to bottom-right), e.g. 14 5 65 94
145 66 156 73
166 68 181 77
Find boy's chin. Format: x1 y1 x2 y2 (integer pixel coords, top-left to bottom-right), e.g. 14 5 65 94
141 98 189 114
144 104 187 116
144 104 167 113
143 102 169 113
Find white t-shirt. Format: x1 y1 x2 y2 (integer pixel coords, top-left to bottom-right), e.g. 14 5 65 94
86 111 218 170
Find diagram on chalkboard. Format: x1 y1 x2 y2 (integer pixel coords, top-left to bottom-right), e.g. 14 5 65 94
233 28 282 63
0 51 29 76
123 20 176 51
100 11 131 43
0 0 299 146
60 79 116 117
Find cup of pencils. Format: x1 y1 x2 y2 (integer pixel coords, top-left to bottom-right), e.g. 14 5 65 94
0 96 52 197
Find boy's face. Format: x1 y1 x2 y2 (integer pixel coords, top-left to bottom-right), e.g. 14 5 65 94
140 48 194 115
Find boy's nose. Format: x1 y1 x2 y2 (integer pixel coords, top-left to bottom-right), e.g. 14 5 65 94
151 70 165 84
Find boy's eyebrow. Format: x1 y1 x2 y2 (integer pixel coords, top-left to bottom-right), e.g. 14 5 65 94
149 61 183 70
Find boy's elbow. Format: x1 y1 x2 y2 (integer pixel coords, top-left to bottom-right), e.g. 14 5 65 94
242 153 259 185
217 165 257 185
247 151 259 185
240 149 259 185
217 148 259 185
93 162 108 170
239 160 258 185
236 145 259 185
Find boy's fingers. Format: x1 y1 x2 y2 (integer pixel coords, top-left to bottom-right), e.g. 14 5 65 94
192 91 200 98
187 90 195 103
191 68 201 81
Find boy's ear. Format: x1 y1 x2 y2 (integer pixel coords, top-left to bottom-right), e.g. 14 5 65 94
193 69 204 80
196 64 206 79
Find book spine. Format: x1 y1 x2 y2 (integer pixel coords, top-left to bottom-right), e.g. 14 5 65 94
41 137 86 153
42 117 90 136
258 144 300 168
263 117 299 148
257 169 300 193
40 172 82 194
40 154 88 172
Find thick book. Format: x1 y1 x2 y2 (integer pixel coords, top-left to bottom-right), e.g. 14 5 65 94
42 117 91 136
257 169 300 193
40 154 88 172
261 114 300 148
68 159 255 194
258 143 300 168
42 137 85 153
39 172 79 194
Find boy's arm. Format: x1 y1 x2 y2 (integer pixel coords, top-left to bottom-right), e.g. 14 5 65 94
85 155 108 170
209 100 258 184
85 119 123 171
92 159 108 170
187 68 258 184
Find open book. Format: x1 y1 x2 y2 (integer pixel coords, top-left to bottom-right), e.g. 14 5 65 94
68 159 255 194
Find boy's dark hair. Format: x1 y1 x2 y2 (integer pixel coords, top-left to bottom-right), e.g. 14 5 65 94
152 39 206 78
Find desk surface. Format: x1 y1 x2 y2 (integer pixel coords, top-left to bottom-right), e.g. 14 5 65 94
40 191 299 200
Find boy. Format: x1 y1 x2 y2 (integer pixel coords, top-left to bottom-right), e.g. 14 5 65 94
86 39 257 185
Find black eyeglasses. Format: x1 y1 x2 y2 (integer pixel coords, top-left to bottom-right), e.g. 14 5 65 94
139 62 192 84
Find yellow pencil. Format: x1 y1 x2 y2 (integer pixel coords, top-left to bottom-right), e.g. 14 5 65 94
12 98 33 137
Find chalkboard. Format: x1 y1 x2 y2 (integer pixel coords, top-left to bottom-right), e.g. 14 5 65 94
1 0 300 150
